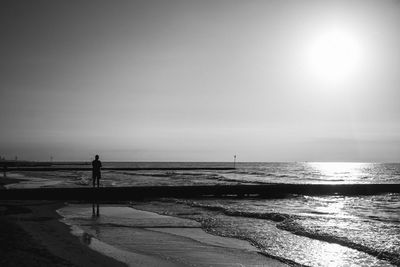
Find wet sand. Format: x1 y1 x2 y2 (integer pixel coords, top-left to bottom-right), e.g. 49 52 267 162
0 176 288 267
0 199 128 267
60 205 288 266
0 176 125 266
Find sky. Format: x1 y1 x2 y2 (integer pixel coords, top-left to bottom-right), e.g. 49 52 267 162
1 0 400 162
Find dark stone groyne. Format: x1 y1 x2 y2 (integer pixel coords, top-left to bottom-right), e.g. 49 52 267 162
1 184 399 201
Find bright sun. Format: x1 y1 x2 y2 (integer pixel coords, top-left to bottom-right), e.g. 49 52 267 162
304 26 365 84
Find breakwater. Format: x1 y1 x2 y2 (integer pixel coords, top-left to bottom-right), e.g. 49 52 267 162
1 183 399 200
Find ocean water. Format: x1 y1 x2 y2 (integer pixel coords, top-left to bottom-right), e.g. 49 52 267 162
10 162 400 266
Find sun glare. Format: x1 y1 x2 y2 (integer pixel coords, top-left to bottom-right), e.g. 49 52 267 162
304 26 365 85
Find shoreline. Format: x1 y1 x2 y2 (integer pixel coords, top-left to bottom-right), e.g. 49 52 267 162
0 175 288 266
0 200 128 267
0 176 127 266
59 203 289 266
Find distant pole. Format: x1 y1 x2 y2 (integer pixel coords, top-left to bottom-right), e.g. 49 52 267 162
234 155 237 168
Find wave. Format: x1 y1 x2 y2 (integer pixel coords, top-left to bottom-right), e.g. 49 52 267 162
278 221 400 266
179 200 399 266
114 171 245 183
275 174 300 179
232 171 301 179
180 200 294 223
233 171 275 176
212 176 266 184
113 171 171 177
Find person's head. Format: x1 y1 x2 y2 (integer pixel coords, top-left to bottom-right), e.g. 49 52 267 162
95 155 99 160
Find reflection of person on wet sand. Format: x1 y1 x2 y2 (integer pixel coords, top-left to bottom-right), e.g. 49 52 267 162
92 155 102 188
82 232 92 245
92 202 100 217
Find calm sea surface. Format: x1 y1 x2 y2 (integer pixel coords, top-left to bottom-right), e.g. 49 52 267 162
9 162 400 266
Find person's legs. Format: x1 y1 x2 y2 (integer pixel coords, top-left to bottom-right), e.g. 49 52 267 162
93 173 100 187
96 172 100 187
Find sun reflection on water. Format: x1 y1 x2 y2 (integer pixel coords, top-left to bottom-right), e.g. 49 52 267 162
307 162 373 183
315 198 345 216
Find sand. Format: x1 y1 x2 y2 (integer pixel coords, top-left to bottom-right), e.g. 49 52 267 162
60 205 289 266
0 200 127 267
0 176 288 267
1 176 126 266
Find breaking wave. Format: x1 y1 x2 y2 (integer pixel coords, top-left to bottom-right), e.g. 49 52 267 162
179 200 400 266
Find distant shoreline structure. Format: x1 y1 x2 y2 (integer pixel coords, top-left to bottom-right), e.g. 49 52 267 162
0 160 91 168
3 166 235 172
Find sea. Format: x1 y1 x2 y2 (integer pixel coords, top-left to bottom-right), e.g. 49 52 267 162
7 162 400 266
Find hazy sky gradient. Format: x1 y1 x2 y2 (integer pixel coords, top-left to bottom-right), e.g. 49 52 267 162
1 0 400 161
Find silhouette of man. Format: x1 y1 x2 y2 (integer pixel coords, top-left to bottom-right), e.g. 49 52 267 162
92 155 102 187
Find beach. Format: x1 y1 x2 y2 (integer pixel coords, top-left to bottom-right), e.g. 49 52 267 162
1 162 399 266
3 0 400 265
0 175 288 267
0 200 127 267
0 176 126 267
